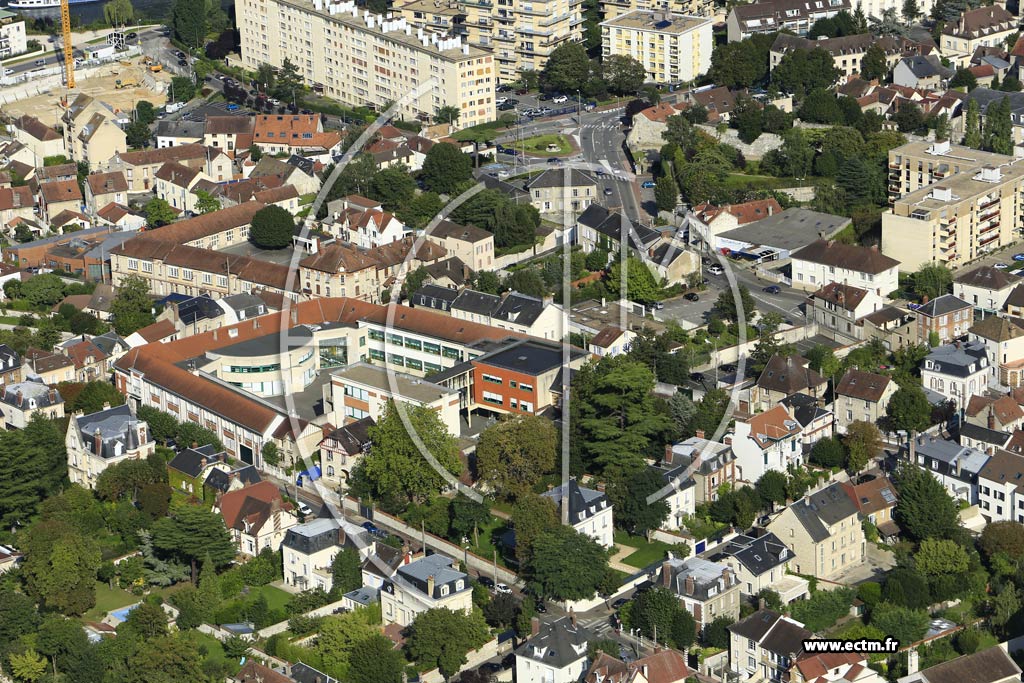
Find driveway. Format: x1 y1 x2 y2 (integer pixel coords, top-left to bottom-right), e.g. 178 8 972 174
831 543 897 586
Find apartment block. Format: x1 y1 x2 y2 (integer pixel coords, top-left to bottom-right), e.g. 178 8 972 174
769 33 924 80
882 141 1024 271
600 0 711 23
0 9 26 59
726 0 850 43
238 0 495 128
397 0 583 83
601 10 713 85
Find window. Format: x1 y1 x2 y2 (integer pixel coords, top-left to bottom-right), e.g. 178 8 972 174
519 383 533 392
202 273 213 285
127 258 139 270
483 391 503 405
168 266 179 278
182 269 193 281
482 373 503 384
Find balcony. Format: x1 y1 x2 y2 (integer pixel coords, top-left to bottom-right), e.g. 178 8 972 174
980 232 1000 246
979 217 1001 233
978 196 999 211
979 205 1000 221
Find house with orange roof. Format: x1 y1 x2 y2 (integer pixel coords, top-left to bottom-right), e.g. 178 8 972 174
11 115 65 167
791 650 884 683
215 480 297 555
37 179 83 225
60 336 110 382
96 203 146 231
965 393 1024 433
0 186 36 231
585 649 692 683
84 171 128 215
324 195 410 249
252 114 343 160
626 101 687 151
727 404 803 482
689 199 783 246
841 469 900 542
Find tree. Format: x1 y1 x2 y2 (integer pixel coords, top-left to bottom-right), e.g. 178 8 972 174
22 273 65 306
772 48 841 99
811 436 846 468
714 284 756 322
483 592 519 628
524 525 609 600
331 547 363 595
913 263 953 300
272 57 305 102
984 96 1014 154
709 33 774 89
476 415 556 501
893 102 925 134
964 97 982 148
603 54 646 95
397 191 444 229
541 42 590 94
171 0 205 47
434 105 461 126
703 616 733 649
421 143 472 195
150 505 235 582
110 274 155 335
733 95 764 143
902 0 921 22
317 607 380 676
893 463 960 542
359 401 461 504
449 497 491 546
69 311 101 335
250 205 295 249
654 175 678 212
121 601 168 640
607 467 670 536
631 587 694 648
805 344 841 379
124 120 151 149
370 165 416 211
405 608 490 679
9 649 47 682
915 538 969 577
573 357 674 474
606 257 661 304
350 634 405 683
888 385 932 436
950 68 978 91
194 190 220 214
980 521 1024 561
843 421 883 472
756 470 789 509
22 519 102 615
143 197 177 227
861 43 888 82
991 581 1020 635
511 494 559 565
170 76 196 103
103 0 134 24
0 416 68 529
683 388 731 439
870 603 930 646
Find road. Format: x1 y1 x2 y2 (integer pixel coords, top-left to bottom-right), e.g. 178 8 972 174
5 26 168 76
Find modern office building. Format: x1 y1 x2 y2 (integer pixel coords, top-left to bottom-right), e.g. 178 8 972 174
238 0 495 128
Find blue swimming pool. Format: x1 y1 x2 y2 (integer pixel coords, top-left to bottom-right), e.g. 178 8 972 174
109 604 139 621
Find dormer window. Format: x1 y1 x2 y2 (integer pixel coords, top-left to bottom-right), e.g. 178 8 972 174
456 580 464 591
440 585 449 596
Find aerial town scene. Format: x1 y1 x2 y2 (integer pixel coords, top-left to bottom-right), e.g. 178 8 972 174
7 0 1024 680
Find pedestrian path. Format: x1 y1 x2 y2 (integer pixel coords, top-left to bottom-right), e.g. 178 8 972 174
608 542 637 573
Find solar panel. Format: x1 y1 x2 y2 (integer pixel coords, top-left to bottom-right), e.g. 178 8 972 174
655 19 672 28
880 487 896 504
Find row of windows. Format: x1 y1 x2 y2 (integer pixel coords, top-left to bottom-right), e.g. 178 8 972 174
228 363 281 373
367 328 456 358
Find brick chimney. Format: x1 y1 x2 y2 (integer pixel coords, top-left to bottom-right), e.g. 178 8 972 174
684 574 695 596
94 427 103 456
722 567 732 586
200 456 207 468
427 574 435 596
15 390 22 407
47 389 56 404
989 407 996 430
338 527 347 546
531 616 540 636
661 560 673 587
569 608 577 628
695 429 705 439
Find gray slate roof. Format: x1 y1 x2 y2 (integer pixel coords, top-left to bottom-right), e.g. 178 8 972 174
74 404 145 460
917 294 971 317
717 208 850 252
282 517 368 555
707 531 792 576
922 340 988 378
542 479 610 523
515 617 591 668
167 444 221 478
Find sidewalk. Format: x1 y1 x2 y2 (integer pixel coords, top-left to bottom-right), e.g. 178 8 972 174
609 543 637 573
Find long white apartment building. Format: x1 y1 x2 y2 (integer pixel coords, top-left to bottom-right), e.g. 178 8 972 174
238 0 495 128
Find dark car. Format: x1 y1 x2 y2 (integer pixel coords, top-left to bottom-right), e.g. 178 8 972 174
547 157 562 164
477 576 495 589
497 84 513 92
175 50 185 59
539 91 554 100
690 372 705 383
611 597 628 610
126 32 138 39
497 101 516 111
515 88 528 95
361 521 380 535
480 663 503 675
763 285 781 294
603 187 614 196
720 363 737 374
178 59 188 67
684 292 699 302
534 600 547 613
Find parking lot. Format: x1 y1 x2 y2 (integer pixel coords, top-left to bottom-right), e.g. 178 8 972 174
658 289 718 329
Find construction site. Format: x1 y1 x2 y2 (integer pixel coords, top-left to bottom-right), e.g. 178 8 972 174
1 59 172 123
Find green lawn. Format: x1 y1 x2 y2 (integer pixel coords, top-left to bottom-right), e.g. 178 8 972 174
466 515 511 568
179 630 243 675
82 582 139 622
622 540 680 569
513 134 573 157
613 531 646 548
251 585 293 613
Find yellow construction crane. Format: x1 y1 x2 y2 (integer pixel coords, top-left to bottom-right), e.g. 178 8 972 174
61 0 74 89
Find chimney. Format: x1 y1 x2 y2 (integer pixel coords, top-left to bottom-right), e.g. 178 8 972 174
426 574 435 596
47 389 56 403
662 560 672 587
94 427 103 456
531 616 541 637
989 407 996 430
338 527 346 546
722 567 732 586
684 574 695 596
907 648 920 675
569 607 577 628
695 429 705 439
102 401 110 410
15 390 22 407
758 596 766 611
228 470 236 481
200 457 207 468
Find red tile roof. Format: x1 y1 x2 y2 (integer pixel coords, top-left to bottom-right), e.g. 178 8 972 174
743 404 801 449
39 179 82 204
143 203 265 244
218 481 291 535
86 171 128 196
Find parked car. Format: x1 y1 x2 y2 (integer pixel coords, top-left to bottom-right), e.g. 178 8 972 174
547 157 562 164
996 263 1010 269
537 106 552 116
296 502 313 516
497 102 516 111
534 600 547 613
494 582 512 594
515 88 528 95
611 597 628 610
477 576 495 589
225 103 240 111
178 59 188 67
552 94 568 104
594 168 605 176
175 50 185 59
684 292 699 302
763 285 781 294
652 301 665 310
603 187 614 195
496 96 509 105
2 68 13 76
126 32 138 39
361 521 381 535
707 264 724 275
640 180 656 188
497 83 513 92
1014 253 1024 261
690 372 705 383
720 363 737 374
